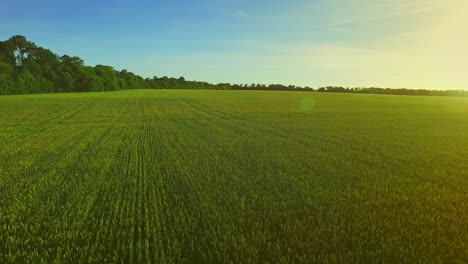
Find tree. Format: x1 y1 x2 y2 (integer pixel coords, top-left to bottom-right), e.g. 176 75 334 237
8 35 37 67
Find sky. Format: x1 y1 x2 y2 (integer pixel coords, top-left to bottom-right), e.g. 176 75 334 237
1 0 467 90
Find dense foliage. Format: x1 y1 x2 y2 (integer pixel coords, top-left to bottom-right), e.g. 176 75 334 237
0 36 147 94
1 35 467 96
145 76 230 90
0 90 466 262
231 83 314 92
0 35 231 95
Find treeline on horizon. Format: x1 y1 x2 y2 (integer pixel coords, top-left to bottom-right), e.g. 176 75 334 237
1 35 466 97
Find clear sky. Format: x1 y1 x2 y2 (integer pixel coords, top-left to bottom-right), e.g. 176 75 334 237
1 0 467 90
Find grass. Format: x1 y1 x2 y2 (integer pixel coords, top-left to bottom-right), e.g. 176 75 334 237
0 89 467 263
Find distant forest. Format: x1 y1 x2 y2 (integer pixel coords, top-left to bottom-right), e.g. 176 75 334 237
1 35 466 96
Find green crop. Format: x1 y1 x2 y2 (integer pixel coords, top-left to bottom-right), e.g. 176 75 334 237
0 90 467 263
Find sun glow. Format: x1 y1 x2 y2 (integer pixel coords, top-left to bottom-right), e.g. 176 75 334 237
428 2 468 90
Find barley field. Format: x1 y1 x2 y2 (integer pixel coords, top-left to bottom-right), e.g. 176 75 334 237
0 90 467 263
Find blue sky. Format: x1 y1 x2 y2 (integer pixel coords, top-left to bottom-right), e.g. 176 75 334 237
1 0 467 89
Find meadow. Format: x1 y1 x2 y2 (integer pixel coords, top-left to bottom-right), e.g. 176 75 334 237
0 89 466 263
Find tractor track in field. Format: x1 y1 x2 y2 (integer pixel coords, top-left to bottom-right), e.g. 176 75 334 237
174 96 413 173
175 96 292 139
6 97 100 143
176 96 309 137
0 97 136 263
175 96 328 147
36 97 99 127
34 97 98 126
56 98 100 124
173 96 333 159
0 97 106 210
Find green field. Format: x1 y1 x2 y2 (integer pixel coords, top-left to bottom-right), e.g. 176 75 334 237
0 90 467 263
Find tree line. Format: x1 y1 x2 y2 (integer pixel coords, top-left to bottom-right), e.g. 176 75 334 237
0 35 149 94
231 84 314 92
0 35 233 95
1 35 466 96
316 86 468 97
